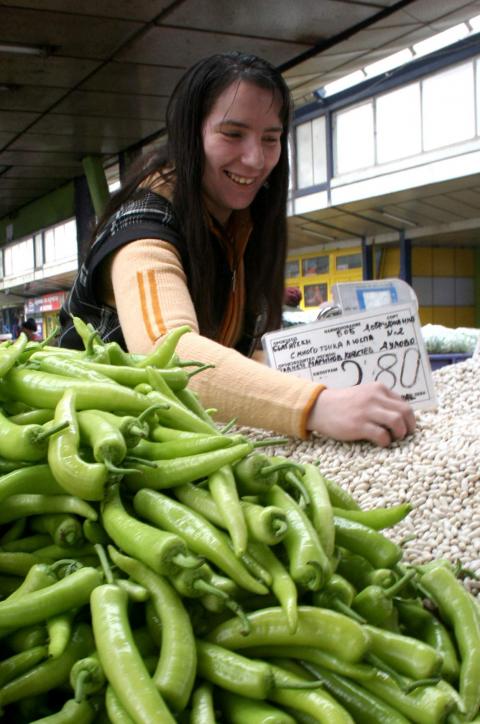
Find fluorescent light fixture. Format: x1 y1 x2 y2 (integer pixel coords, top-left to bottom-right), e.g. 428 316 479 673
413 23 469 58
364 48 413 78
321 70 366 98
302 228 336 241
381 211 417 227
469 14 480 32
0 42 50 56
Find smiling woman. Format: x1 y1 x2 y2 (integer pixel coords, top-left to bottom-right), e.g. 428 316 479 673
58 51 415 445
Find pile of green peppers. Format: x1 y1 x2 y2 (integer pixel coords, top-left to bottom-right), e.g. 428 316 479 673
0 319 478 723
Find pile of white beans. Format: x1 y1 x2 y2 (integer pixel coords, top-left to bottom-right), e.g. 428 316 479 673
243 355 480 595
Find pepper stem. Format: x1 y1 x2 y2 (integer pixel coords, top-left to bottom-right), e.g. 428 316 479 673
284 470 311 507
104 459 140 476
74 669 90 703
187 363 215 379
272 519 288 539
220 417 238 434
224 599 251 636
384 569 416 599
94 544 114 584
404 677 442 694
331 598 367 624
35 419 70 442
253 437 290 449
137 403 170 424
124 456 158 469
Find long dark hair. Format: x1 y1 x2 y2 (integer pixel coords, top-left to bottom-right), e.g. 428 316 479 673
96 51 292 338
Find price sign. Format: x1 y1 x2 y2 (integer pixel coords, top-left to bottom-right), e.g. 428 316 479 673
262 302 437 410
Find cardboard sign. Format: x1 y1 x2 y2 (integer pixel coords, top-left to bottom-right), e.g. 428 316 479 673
263 302 437 410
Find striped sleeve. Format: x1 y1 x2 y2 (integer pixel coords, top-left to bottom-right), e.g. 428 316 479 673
110 238 324 438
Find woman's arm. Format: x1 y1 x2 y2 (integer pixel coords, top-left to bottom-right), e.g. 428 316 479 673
111 239 415 443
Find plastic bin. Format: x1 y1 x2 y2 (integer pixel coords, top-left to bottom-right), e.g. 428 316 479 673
428 353 472 371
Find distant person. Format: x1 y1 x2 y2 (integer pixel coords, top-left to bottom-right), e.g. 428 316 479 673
283 286 302 309
21 317 42 342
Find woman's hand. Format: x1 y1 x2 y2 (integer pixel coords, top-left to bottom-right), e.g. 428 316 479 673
307 382 416 447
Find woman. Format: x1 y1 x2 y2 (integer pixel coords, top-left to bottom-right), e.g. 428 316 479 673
60 51 415 446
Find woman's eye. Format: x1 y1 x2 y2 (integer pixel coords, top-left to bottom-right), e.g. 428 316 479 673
263 136 280 144
222 131 241 139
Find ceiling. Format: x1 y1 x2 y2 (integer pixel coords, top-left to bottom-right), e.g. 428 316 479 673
1 0 479 262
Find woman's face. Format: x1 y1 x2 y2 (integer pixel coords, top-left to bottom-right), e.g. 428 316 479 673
202 80 283 225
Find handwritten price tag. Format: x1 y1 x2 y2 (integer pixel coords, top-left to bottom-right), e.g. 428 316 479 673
262 302 437 410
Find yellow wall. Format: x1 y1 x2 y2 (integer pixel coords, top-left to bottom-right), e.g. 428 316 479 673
287 244 476 327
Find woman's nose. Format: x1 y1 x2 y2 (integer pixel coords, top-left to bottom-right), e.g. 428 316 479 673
241 139 264 170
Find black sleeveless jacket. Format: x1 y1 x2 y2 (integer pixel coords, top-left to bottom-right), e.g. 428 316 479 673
59 189 260 356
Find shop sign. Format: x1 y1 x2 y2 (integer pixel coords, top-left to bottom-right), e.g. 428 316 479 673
25 291 67 315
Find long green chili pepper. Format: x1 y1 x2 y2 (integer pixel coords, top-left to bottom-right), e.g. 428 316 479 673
174 385 218 427
91 583 176 723
265 485 331 591
89 409 149 448
47 607 76 658
333 517 403 569
174 482 288 545
190 681 217 724
31 513 84 547
30 354 120 385
0 408 68 462
130 433 238 460
351 569 416 629
333 503 413 530
208 605 370 663
301 463 335 558
8 408 55 425
48 389 109 500
5 561 58 603
0 622 94 710
102 483 201 577
336 548 396 590
364 624 443 680
296 660 411 724
0 551 40 576
0 332 28 378
125 442 252 492
108 546 197 713
0 367 166 417
28 697 97 723
77 409 135 475
0 464 65 505
0 516 26 544
267 660 355 724
135 325 191 368
133 488 268 595
233 453 299 495
105 684 136 724
0 566 102 629
144 388 220 435
246 540 298 634
219 688 297 724
150 425 208 442
420 562 480 719
195 640 325 701
208 464 248 556
0 493 98 525
0 645 48 689
244 645 375 682
5 624 48 651
358 666 456 724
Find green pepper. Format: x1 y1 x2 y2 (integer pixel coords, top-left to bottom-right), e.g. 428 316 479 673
125 442 252 491
0 332 28 378
190 682 216 724
208 463 248 556
332 503 412 530
0 622 94 710
133 488 268 595
302 463 335 558
109 546 196 713
0 464 65 505
135 325 191 368
265 485 331 591
0 645 48 688
102 483 201 578
31 513 84 547
219 688 297 724
0 493 98 525
364 625 443 680
333 517 403 569
48 389 109 500
0 408 67 462
336 548 396 590
352 570 416 629
208 605 370 663
28 697 97 723
91 583 176 723
420 562 480 719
